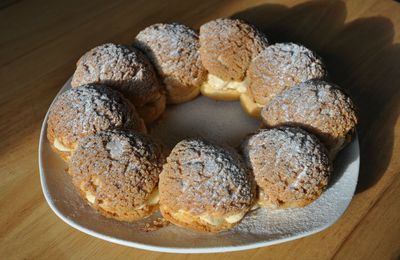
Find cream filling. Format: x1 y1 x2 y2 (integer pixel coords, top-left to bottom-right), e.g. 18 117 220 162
222 212 246 224
53 138 73 152
239 92 264 118
135 188 159 209
171 209 246 226
85 191 96 204
204 74 248 93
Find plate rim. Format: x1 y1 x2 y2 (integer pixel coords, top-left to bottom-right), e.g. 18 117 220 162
38 82 360 254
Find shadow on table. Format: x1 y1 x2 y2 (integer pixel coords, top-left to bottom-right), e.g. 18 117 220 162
231 0 400 193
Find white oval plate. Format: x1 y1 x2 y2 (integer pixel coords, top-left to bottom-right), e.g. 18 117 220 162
39 79 359 253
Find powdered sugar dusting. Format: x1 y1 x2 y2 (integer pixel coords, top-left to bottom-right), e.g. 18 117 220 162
248 42 327 105
70 130 165 209
134 23 207 89
199 18 268 81
242 127 332 207
71 43 162 107
106 138 128 159
47 85 144 147
261 80 357 150
291 165 309 188
159 138 255 215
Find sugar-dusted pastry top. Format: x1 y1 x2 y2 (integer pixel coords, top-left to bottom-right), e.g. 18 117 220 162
199 18 268 81
69 130 165 212
261 80 357 150
248 42 327 105
71 43 163 107
134 23 207 91
159 138 255 216
242 127 332 208
47 85 145 149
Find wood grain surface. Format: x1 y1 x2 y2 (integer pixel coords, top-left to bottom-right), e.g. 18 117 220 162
0 0 399 259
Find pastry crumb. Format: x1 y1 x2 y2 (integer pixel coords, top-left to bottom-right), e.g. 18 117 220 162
140 218 170 232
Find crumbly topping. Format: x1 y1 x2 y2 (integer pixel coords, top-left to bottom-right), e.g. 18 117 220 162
71 43 163 107
248 43 327 105
133 23 207 91
159 138 255 215
47 85 145 148
261 80 358 149
69 130 165 211
199 18 268 81
241 127 332 207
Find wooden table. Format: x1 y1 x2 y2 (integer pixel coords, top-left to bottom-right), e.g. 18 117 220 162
1 0 399 259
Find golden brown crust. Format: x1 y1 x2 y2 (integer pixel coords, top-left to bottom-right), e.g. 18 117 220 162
261 80 358 154
239 92 263 119
136 94 166 124
165 82 200 104
199 18 268 81
47 85 146 161
242 127 332 209
248 43 327 105
69 130 165 221
71 43 166 121
134 23 207 104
